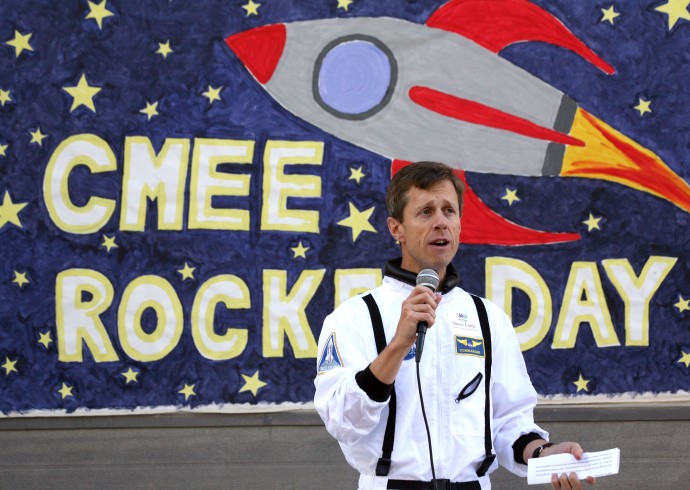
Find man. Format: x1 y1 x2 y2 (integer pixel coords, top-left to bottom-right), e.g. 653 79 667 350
314 162 596 489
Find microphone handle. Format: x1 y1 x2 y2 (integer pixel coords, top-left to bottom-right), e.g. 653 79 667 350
415 321 428 363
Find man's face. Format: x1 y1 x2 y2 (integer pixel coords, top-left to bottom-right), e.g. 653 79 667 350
387 180 461 278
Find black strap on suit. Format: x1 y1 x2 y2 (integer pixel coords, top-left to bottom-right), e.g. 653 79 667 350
469 294 496 477
363 293 396 477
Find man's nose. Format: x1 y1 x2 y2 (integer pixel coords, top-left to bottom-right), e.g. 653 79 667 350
433 210 449 228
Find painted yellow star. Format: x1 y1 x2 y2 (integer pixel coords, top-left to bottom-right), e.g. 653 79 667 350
12 271 29 288
5 30 34 58
177 262 196 280
1 357 18 376
179 383 196 401
101 235 118 252
501 188 520 206
0 143 8 157
338 0 354 11
156 40 173 59
583 213 602 231
678 351 690 368
58 382 74 399
86 0 114 29
600 5 620 24
121 367 140 384
674 295 690 313
0 88 11 106
29 127 48 146
655 0 690 29
291 241 309 259
63 74 101 113
349 166 365 184
239 370 267 396
634 98 652 116
337 202 377 242
242 0 261 16
140 101 159 120
573 373 590 392
0 191 28 229
38 331 53 349
202 85 223 104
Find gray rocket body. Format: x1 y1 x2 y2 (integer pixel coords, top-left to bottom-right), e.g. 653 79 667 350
265 17 572 176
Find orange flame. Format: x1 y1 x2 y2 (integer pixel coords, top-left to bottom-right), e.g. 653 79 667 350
562 109 690 213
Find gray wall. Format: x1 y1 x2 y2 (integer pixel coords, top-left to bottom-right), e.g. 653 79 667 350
0 404 687 489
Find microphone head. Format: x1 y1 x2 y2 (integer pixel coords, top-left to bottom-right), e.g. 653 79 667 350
416 269 440 292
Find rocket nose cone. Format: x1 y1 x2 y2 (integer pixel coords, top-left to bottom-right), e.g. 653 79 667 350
225 24 286 84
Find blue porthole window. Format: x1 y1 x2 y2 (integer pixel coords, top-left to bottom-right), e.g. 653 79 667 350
314 35 397 120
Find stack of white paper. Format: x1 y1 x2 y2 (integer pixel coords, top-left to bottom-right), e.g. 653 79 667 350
527 448 620 485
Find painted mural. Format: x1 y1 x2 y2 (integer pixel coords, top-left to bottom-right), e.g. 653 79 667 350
0 0 688 415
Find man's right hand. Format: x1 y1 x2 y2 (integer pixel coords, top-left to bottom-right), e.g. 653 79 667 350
392 286 442 351
369 286 441 385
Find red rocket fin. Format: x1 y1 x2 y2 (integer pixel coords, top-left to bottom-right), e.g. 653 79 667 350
392 160 581 246
456 170 581 245
426 0 615 75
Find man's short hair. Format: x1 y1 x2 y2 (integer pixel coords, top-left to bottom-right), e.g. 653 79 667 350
386 161 465 222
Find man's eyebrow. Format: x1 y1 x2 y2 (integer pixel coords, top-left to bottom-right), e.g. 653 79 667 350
412 201 433 211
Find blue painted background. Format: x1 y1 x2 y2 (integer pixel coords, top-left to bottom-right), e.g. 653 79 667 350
0 0 688 413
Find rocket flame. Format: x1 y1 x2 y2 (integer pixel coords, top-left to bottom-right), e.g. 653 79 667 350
562 109 690 213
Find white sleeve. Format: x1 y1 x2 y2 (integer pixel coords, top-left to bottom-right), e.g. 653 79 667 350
313 298 390 446
488 304 549 476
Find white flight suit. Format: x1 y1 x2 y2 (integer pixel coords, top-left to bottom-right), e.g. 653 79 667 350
314 270 547 490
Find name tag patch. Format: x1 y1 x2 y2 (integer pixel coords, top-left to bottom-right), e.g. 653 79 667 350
455 336 485 358
451 311 479 337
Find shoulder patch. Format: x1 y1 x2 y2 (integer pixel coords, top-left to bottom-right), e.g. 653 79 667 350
455 336 485 358
318 333 343 374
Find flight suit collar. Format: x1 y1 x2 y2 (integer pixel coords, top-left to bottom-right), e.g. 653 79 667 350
384 258 460 294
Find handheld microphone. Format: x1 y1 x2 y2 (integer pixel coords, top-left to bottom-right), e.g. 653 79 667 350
415 269 440 363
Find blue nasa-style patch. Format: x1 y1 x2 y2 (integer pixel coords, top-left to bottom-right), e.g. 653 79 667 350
317 333 343 374
455 336 485 358
404 345 416 361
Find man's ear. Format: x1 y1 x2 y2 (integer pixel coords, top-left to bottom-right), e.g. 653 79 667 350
387 216 404 243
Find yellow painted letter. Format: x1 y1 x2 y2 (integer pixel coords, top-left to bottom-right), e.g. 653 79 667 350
333 268 381 308
56 269 118 362
486 257 552 351
602 256 676 346
263 269 324 358
553 262 619 349
120 136 190 231
43 134 116 234
188 138 254 230
192 275 250 360
261 141 323 232
117 275 184 361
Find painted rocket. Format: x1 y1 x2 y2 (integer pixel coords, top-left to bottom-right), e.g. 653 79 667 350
225 0 690 246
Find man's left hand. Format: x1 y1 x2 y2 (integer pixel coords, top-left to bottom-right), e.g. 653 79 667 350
543 442 597 490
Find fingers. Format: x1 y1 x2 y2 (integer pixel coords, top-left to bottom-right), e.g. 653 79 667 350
546 444 595 489
403 286 440 321
549 472 596 489
396 287 440 344
551 471 585 490
569 443 584 460
543 441 584 460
